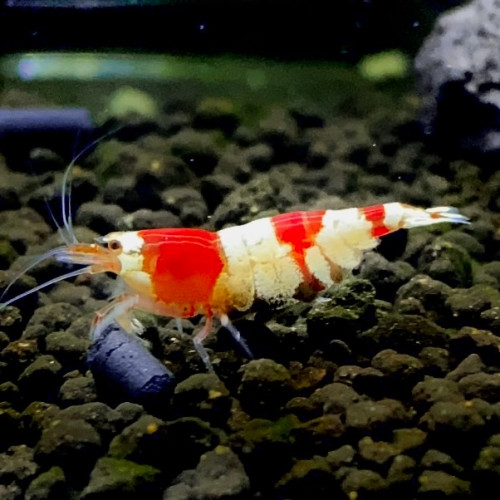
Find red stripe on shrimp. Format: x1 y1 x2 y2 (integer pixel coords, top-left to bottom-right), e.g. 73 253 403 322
139 228 225 316
272 211 326 292
361 205 391 238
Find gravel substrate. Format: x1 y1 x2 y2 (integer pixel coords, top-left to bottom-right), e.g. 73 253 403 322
0 91 500 499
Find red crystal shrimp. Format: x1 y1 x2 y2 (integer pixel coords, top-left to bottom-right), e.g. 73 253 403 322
0 168 469 370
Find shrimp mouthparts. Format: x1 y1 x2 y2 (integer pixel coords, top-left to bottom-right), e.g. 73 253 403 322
55 243 113 268
0 243 117 309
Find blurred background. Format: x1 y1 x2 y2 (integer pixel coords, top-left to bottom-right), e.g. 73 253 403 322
0 0 470 151
0 0 466 60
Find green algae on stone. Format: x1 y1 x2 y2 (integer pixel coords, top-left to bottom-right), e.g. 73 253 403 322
458 372 500 402
22 303 82 341
58 374 98 406
18 355 63 401
230 414 300 491
358 436 400 466
358 313 446 355
345 399 410 434
334 366 387 401
80 457 161 499
110 415 224 475
173 372 231 426
342 469 387 499
475 261 500 288
371 349 424 380
108 415 167 462
421 449 464 475
440 230 485 260
392 428 427 454
387 454 416 489
326 444 356 469
395 274 453 325
0 401 22 449
446 353 485 382
276 456 339 499
418 346 450 376
0 444 38 487
293 414 346 455
0 381 20 407
1 339 37 377
420 401 488 436
0 305 23 341
0 237 18 269
35 418 102 474
418 240 473 288
307 278 377 343
21 401 60 443
417 470 471 498
449 326 500 366
412 377 464 410
481 305 500 335
474 434 500 477
164 446 250 500
238 358 292 417
309 382 363 415
25 466 66 500
288 363 328 393
446 285 500 326
359 252 415 302
58 402 122 442
45 331 91 366
17 354 60 380
233 414 300 448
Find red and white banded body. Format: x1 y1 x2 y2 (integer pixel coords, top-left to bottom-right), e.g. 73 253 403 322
0 202 468 368
100 203 467 322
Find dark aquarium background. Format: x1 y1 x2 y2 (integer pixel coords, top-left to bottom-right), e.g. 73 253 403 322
1 1 500 499
0 0 466 60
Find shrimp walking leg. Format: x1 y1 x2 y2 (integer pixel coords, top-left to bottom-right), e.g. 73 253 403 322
175 318 184 333
91 294 140 342
192 316 215 372
220 314 254 360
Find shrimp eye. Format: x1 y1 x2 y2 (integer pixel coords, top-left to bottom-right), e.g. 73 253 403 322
108 240 122 251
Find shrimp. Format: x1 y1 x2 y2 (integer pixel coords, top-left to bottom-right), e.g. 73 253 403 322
0 197 469 370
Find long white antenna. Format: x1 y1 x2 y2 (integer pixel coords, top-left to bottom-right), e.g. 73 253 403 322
0 265 92 310
60 125 124 244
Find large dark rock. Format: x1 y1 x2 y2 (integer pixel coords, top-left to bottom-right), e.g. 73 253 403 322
415 0 500 161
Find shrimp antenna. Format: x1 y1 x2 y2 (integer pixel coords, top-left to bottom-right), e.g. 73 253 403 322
60 125 124 245
0 265 92 310
1 125 125 308
43 198 73 247
0 246 68 304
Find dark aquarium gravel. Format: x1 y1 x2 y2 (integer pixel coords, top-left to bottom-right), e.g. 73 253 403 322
0 87 499 500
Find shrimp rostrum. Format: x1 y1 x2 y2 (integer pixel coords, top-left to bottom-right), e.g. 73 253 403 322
1 202 468 369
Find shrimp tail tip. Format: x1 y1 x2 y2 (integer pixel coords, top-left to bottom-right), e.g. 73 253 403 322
400 205 470 229
425 206 470 225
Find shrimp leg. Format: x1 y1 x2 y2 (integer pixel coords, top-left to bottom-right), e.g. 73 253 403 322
91 294 141 342
192 316 215 372
220 314 254 360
